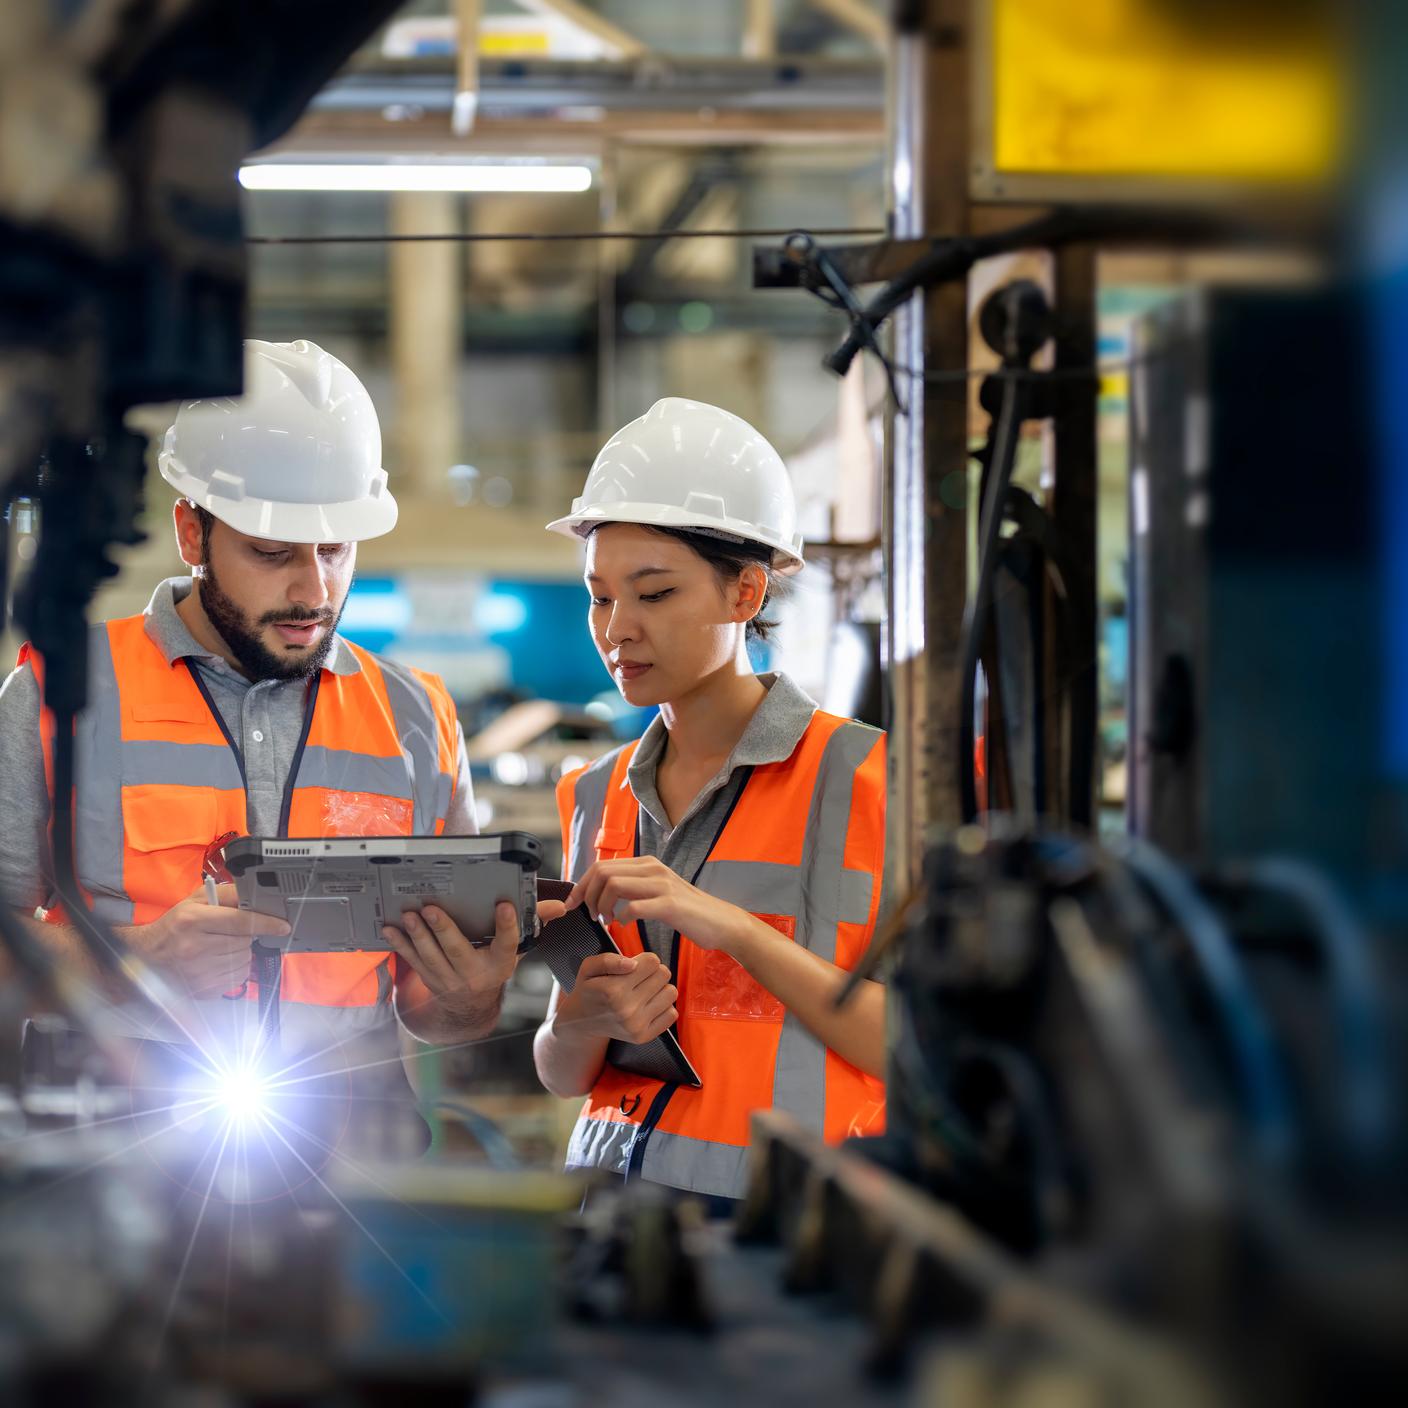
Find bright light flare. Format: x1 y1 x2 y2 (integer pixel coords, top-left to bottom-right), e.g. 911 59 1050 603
212 1065 269 1126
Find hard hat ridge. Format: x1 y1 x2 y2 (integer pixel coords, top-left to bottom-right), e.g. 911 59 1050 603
262 338 336 411
157 339 397 544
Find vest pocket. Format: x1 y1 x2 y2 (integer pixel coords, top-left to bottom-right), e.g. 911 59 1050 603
120 785 225 906
121 785 221 852
685 914 791 1022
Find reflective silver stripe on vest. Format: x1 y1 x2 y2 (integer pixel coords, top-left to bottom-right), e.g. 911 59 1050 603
294 746 415 802
566 1115 751 1200
565 1109 634 1175
71 625 134 924
692 859 801 914
378 659 453 834
566 750 620 881
771 721 882 1129
642 1126 751 1199
118 741 244 789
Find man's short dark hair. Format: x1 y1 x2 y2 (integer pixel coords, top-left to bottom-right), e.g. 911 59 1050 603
192 503 215 562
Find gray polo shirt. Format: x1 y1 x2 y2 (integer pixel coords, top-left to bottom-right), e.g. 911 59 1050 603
0 576 475 912
627 672 817 961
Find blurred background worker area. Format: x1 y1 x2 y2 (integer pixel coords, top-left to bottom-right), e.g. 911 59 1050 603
0 3 1405 1407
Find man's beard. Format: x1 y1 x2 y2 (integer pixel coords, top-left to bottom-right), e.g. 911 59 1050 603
198 563 345 682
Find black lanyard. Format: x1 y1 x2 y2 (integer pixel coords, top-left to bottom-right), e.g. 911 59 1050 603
185 661 323 1058
185 660 321 840
632 765 754 984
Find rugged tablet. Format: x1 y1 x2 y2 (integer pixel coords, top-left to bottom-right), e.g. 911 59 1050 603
223 833 543 955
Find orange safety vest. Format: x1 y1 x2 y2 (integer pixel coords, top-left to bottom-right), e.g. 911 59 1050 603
555 709 887 1200
21 614 459 1052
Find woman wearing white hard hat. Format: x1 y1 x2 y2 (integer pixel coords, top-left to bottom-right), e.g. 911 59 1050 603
534 397 887 1206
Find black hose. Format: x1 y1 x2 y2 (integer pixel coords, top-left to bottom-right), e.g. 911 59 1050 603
959 374 1024 823
1107 835 1296 1165
1236 858 1391 1156
822 205 1267 379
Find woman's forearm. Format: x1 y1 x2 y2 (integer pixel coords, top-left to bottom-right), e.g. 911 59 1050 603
727 916 886 1077
533 988 611 1098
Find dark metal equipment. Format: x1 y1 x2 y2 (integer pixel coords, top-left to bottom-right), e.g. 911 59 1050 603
1127 287 1380 879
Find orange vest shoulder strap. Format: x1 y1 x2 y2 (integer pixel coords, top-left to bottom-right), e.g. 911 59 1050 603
597 740 640 859
707 710 849 866
310 643 397 747
555 768 583 866
403 661 459 777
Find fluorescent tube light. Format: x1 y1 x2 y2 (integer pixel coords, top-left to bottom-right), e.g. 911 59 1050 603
238 163 593 193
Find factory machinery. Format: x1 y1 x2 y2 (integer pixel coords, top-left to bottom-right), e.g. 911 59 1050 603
1 3 1404 1405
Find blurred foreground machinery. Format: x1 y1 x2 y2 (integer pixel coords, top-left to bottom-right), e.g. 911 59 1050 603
735 283 1408 1405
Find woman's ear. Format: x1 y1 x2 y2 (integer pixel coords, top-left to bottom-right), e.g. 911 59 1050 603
731 564 769 624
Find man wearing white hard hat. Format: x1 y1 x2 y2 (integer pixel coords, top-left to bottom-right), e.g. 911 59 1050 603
535 399 888 1207
0 340 529 1094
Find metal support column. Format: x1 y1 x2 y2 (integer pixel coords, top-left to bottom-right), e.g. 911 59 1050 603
596 144 619 434
1047 243 1099 828
885 0 971 893
390 191 462 499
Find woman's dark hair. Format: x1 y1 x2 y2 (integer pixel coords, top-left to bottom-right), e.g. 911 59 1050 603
588 523 792 644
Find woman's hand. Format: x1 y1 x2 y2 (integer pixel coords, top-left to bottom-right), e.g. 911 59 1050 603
554 950 677 1045
567 856 748 954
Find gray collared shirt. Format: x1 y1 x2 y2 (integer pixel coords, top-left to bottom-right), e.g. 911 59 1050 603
628 672 818 960
0 577 474 910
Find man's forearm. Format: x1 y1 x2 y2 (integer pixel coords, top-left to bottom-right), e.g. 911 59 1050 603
2 910 131 1002
394 971 504 1045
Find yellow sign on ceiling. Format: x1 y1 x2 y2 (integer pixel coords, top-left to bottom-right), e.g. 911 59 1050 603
993 0 1344 182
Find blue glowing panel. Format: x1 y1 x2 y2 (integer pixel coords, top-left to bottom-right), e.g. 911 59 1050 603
340 576 616 709
338 577 411 656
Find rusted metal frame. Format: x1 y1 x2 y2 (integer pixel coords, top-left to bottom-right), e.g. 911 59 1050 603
884 0 972 907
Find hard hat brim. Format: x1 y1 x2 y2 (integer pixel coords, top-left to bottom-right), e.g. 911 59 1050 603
162 460 399 544
545 501 804 574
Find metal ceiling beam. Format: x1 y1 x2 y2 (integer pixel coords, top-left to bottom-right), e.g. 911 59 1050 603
309 56 882 115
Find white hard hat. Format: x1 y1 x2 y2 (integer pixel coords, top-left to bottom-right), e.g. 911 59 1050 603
545 397 805 574
157 339 397 544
